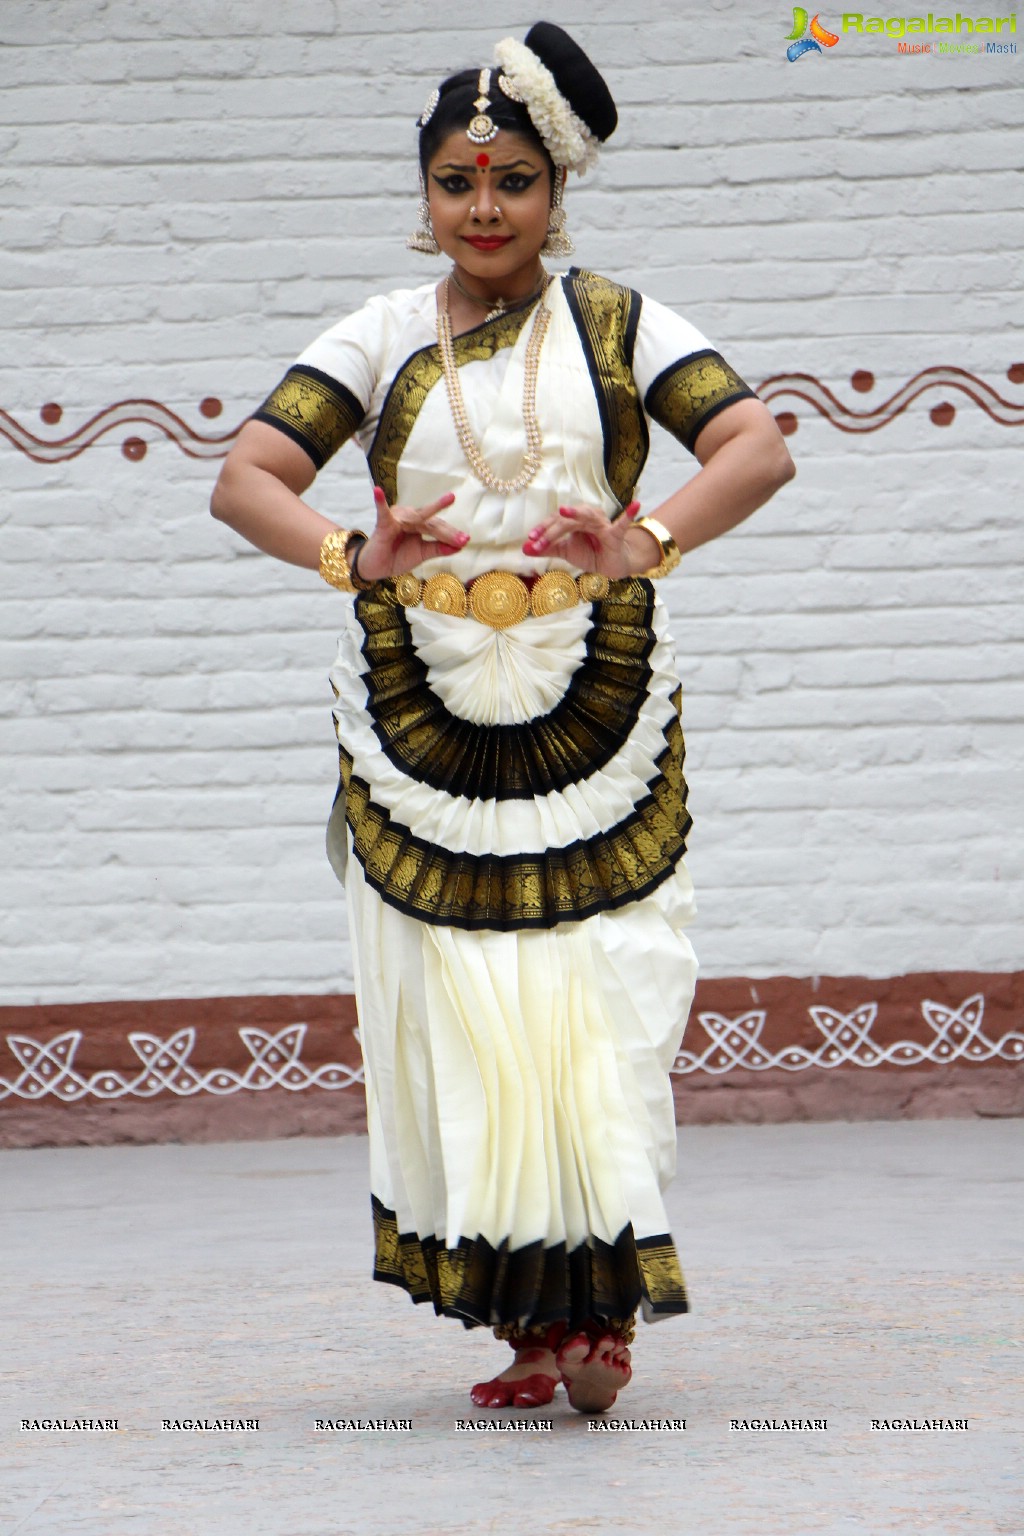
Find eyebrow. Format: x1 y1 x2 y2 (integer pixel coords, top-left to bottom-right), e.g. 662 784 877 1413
436 160 539 173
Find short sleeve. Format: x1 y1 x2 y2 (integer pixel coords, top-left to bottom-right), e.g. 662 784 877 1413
632 294 758 455
251 295 391 471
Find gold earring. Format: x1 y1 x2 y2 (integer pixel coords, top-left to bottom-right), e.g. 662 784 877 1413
407 174 440 255
541 168 574 257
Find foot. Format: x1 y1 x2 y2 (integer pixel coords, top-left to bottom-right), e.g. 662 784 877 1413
470 1346 560 1409
557 1330 632 1414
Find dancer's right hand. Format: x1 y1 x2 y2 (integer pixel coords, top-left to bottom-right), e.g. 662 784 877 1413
355 487 470 580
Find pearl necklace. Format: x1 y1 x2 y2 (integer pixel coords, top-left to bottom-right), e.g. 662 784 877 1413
436 275 552 496
449 266 548 324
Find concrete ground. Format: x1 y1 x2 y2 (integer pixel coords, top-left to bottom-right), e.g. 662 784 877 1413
1 1120 1021 1536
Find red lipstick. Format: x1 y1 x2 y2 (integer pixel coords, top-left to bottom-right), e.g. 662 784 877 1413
464 236 513 251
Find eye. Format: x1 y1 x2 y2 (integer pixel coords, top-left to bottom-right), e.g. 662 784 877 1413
432 174 471 194
500 172 542 193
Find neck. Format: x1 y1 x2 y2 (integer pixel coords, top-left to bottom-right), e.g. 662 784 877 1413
450 258 546 306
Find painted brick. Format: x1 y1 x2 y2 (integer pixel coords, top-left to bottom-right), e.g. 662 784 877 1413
1 4 1021 1002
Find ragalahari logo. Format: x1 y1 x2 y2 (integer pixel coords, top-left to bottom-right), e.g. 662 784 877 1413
786 8 841 57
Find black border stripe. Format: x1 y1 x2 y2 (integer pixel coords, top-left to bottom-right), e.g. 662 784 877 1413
340 708 691 932
350 580 660 801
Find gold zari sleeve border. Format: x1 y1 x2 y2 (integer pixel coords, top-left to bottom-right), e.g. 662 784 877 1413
644 350 757 454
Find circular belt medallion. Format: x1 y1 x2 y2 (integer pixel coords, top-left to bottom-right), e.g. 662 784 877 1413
467 571 530 629
422 572 468 617
394 573 423 608
531 569 579 617
577 571 610 602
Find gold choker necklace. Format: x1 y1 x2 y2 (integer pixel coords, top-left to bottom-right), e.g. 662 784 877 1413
437 275 552 496
448 267 548 324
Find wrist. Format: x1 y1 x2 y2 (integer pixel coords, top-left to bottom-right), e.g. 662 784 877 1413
623 524 664 575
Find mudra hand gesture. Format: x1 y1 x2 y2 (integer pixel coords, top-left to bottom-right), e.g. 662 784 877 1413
522 500 658 577
355 486 471 582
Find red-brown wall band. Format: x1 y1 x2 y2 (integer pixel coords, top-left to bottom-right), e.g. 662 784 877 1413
1 973 1020 1148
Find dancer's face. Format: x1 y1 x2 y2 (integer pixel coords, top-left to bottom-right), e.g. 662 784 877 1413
426 129 552 283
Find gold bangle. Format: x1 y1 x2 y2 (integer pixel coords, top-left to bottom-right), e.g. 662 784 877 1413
318 528 374 593
631 516 681 579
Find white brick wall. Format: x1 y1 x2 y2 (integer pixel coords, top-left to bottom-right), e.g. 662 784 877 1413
2 2 1022 1002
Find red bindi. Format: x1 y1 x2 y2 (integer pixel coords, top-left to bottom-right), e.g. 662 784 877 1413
476 152 490 167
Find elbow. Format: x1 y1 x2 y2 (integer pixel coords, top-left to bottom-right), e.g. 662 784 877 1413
771 438 797 490
209 468 234 525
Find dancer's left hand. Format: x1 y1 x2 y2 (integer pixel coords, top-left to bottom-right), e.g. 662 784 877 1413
522 501 661 577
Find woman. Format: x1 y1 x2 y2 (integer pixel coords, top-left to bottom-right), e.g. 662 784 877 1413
211 22 794 1415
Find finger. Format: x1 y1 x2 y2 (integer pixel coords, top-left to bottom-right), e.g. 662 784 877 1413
422 519 469 547
420 492 457 518
624 500 641 519
522 516 564 554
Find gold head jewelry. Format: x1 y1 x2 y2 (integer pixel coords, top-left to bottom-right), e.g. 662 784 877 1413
541 168 574 258
467 67 499 144
407 172 440 255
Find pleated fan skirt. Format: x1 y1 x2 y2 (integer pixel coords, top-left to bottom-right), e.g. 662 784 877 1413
328 577 699 1329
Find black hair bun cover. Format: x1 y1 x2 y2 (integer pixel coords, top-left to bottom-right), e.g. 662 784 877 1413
523 22 618 142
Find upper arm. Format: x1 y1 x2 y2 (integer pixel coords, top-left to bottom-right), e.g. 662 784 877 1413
219 418 320 497
692 395 793 472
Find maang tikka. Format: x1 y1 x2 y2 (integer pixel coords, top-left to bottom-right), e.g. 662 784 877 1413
541 168 574 257
466 68 499 144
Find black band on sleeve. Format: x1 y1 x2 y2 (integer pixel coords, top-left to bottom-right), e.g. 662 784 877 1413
644 350 757 455
252 363 365 470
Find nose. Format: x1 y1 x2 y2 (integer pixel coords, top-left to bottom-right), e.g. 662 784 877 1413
470 184 501 224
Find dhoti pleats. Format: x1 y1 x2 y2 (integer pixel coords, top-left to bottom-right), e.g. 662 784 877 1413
328 576 698 1329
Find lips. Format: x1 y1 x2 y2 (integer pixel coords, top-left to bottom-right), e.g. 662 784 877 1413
464 236 514 251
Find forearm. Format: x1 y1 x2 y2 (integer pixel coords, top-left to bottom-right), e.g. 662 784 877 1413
643 433 795 559
210 459 339 570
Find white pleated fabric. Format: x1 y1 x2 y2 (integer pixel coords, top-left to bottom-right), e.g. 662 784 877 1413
318 277 701 1327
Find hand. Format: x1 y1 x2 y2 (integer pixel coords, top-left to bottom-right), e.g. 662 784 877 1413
355 487 470 581
521 501 660 578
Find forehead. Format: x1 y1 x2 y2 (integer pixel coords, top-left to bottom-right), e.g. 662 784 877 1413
427 127 545 171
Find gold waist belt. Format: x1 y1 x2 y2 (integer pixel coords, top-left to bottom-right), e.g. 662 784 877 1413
393 568 611 630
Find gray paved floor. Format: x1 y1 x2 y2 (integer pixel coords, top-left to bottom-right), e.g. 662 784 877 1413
1 1120 1021 1536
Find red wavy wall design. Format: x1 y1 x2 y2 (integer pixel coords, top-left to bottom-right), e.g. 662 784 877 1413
2 367 1023 463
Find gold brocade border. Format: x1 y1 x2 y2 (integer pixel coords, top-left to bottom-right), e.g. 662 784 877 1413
350 578 663 800
339 706 690 931
367 304 535 505
645 350 757 454
252 364 364 469
371 1196 688 1327
563 268 649 508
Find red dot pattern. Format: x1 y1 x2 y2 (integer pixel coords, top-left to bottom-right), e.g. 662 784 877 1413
851 370 875 393
775 412 798 437
40 403 63 425
199 397 223 419
122 437 147 460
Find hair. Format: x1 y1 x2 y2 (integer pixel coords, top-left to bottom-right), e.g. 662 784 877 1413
416 23 618 181
418 70 553 181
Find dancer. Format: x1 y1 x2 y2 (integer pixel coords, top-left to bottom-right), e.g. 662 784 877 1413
211 22 794 1414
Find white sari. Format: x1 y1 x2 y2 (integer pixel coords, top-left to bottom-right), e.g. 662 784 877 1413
255 271 755 1327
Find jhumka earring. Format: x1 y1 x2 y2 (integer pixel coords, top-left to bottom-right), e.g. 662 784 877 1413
541 168 574 257
407 172 440 255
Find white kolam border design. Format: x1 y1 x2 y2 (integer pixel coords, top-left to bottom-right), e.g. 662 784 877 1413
0 1024 364 1103
672 994 1024 1076
1 995 1021 1104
